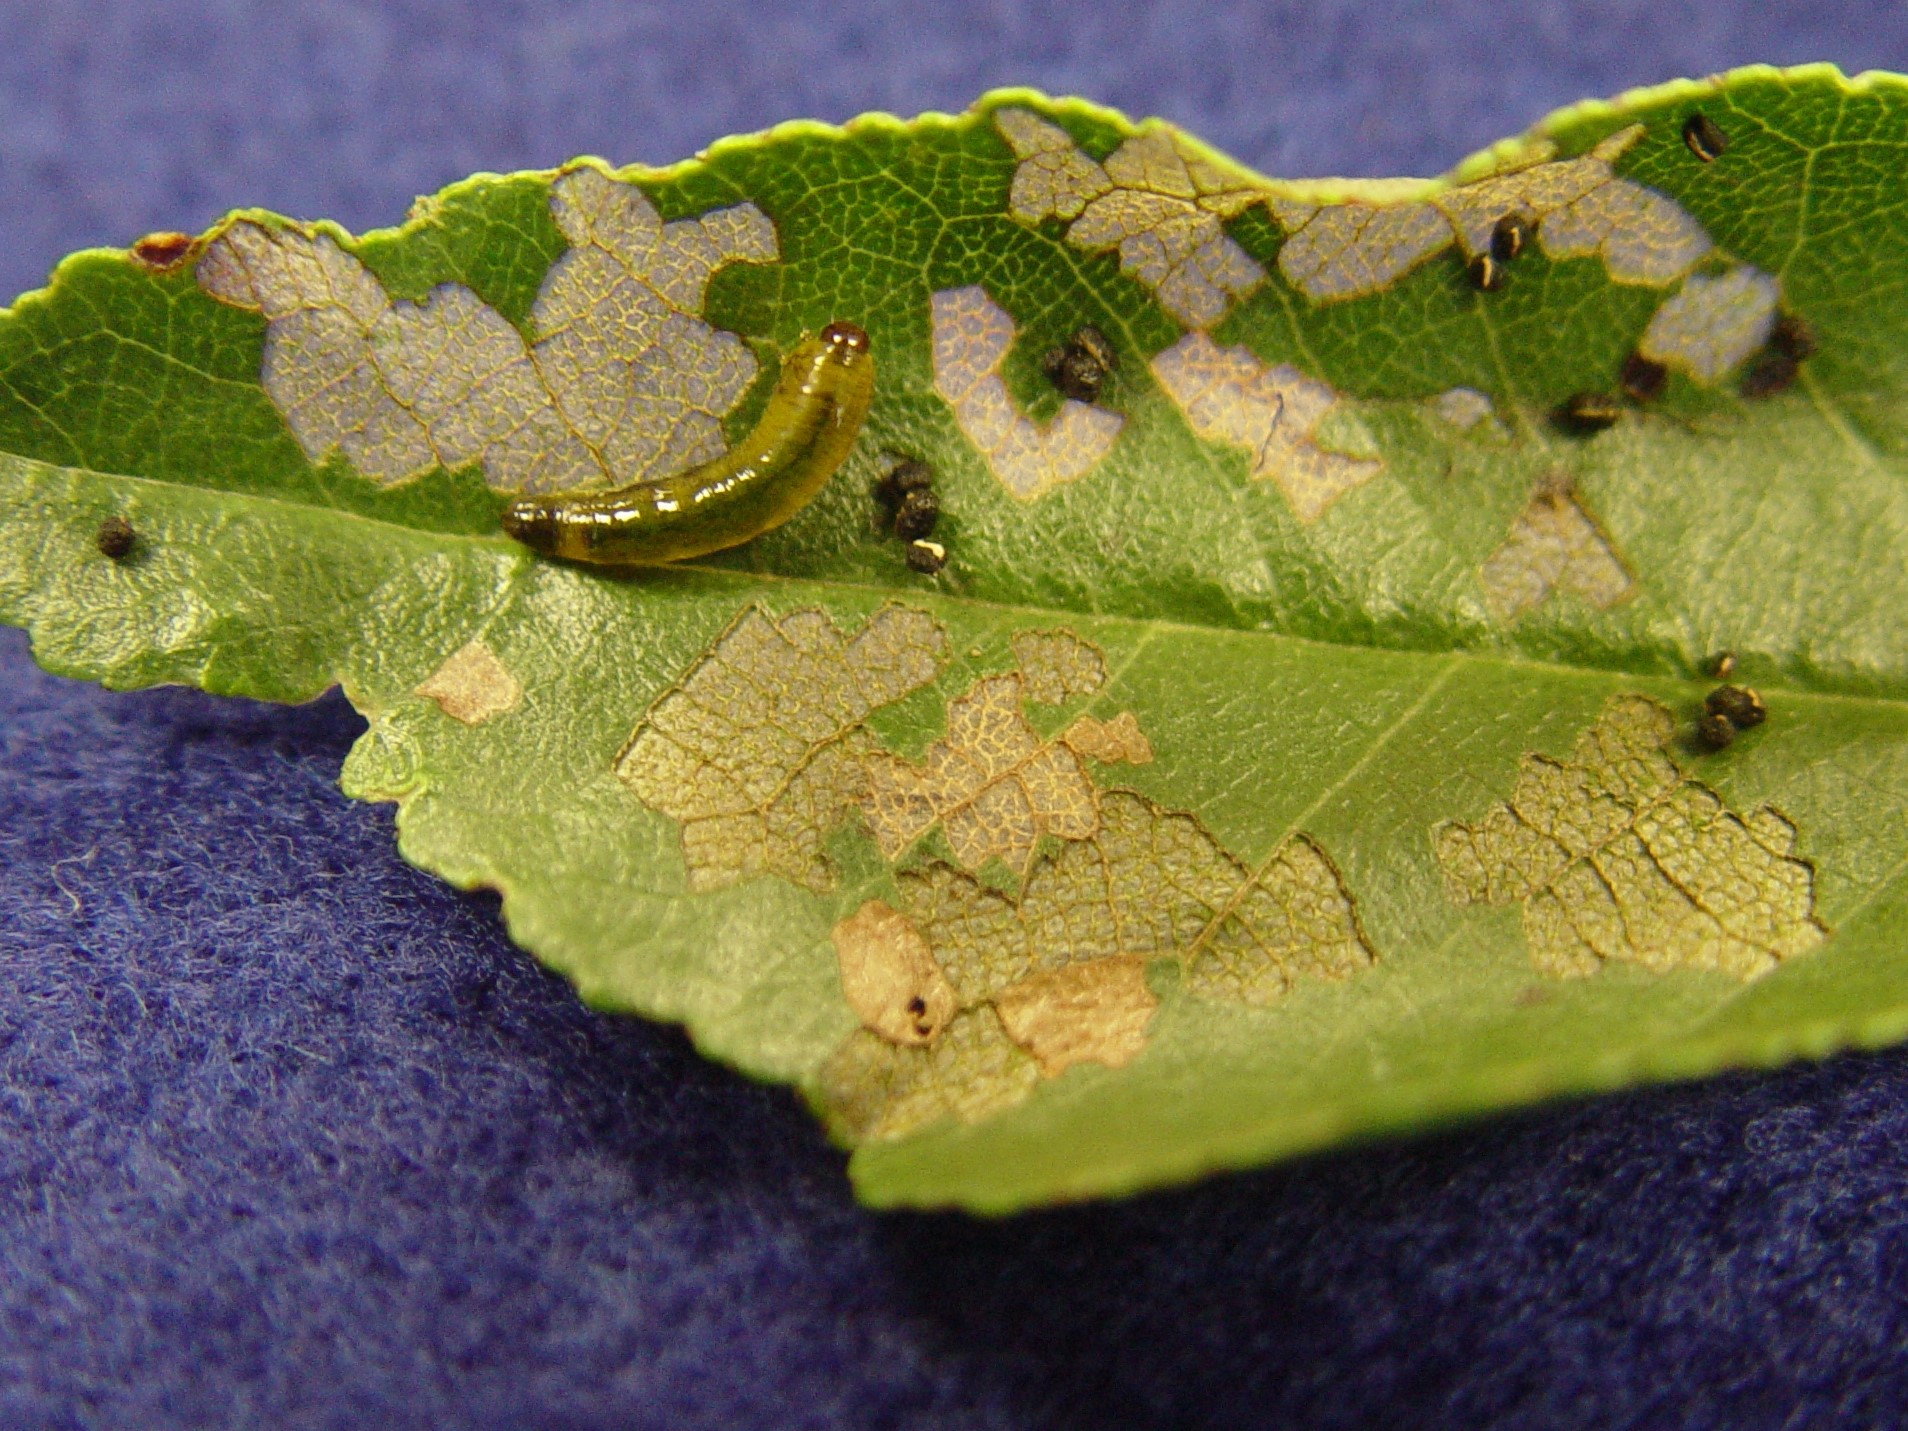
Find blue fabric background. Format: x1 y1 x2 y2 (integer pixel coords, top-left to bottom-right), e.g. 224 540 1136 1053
5 3 1908 1426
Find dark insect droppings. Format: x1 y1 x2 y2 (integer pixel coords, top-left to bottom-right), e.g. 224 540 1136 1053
1705 684 1767 729
1466 253 1504 292
1041 325 1117 404
1491 212 1533 262
1769 314 1817 362
95 515 136 559
1555 392 1621 434
876 459 933 504
894 488 939 541
1619 353 1668 403
1740 353 1798 399
1697 711 1736 751
906 539 947 575
1682 112 1729 163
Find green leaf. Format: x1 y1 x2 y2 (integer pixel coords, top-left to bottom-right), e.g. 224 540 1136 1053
5 65 1908 1212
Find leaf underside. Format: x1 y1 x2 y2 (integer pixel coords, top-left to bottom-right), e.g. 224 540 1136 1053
4 65 1908 1211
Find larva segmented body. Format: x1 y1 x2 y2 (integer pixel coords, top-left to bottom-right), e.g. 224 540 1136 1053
501 321 874 565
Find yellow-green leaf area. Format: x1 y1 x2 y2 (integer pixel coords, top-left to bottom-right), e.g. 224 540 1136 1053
3 64 1908 1210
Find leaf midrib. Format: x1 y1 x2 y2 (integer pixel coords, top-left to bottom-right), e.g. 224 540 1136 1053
9 448 1908 712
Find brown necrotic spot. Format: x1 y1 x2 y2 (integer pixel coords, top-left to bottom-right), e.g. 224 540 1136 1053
1619 353 1668 403
130 231 195 270
1682 112 1729 163
94 515 137 560
1554 391 1622 434
816 1007 1040 1143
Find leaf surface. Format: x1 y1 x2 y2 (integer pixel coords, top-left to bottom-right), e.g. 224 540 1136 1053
4 66 1908 1210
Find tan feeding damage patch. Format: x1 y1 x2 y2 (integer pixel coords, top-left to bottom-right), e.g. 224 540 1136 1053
196 167 778 493
615 605 949 893
1274 124 1709 303
896 792 1372 1008
620 607 1370 1144
859 673 1132 876
857 628 1130 877
930 285 1125 500
1431 387 1498 433
414 639 523 725
1060 711 1154 766
821 787 1371 1141
1636 267 1780 384
1479 474 1633 621
996 108 1266 329
1010 627 1107 704
1436 694 1826 979
1273 125 1712 303
820 1006 1042 1143
819 646 1370 1143
1150 332 1382 522
993 960 1158 1076
831 899 960 1047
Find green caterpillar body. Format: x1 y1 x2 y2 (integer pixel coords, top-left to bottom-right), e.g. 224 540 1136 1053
500 321 874 565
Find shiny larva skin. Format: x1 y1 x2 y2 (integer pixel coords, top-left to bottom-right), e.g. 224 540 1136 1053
500 321 874 565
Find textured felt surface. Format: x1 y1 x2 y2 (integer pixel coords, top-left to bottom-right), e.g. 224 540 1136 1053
5 3 1908 1427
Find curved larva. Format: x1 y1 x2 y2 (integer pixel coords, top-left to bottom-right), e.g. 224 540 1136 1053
500 321 875 565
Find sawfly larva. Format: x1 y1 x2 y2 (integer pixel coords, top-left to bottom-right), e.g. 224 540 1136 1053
500 321 874 565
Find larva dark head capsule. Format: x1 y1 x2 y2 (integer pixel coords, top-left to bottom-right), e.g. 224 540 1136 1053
820 320 871 357
500 497 564 557
1682 112 1729 163
1555 392 1622 434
